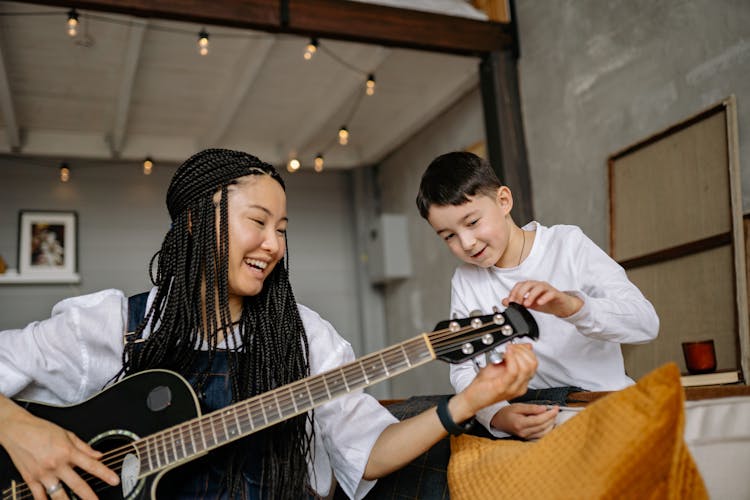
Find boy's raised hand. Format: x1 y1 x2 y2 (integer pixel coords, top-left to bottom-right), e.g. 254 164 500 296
502 280 583 318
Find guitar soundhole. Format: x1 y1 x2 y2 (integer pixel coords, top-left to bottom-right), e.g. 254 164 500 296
84 430 144 500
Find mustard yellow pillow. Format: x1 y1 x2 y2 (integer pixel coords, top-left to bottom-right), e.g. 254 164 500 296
448 363 707 499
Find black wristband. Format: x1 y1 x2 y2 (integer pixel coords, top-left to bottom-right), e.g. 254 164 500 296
436 396 475 435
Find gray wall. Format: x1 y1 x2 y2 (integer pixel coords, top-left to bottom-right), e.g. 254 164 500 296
517 0 750 244
0 156 363 356
374 0 750 397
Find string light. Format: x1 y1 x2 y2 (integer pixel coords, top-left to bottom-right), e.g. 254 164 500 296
59 162 70 182
143 156 153 175
287 157 300 172
67 9 79 37
338 126 349 146
197 29 209 56
366 74 376 96
304 38 318 60
314 153 324 172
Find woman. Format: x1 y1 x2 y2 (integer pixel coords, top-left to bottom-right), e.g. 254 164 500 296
0 149 536 499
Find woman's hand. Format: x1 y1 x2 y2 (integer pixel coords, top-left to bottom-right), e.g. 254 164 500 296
503 280 583 318
0 396 119 500
447 343 538 424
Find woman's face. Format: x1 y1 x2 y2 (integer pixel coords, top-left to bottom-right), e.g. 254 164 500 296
223 174 287 304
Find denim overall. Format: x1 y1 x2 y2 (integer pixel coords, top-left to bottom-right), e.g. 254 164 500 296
127 294 270 499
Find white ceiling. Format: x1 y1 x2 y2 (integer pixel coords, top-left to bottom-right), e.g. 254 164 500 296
0 1 483 170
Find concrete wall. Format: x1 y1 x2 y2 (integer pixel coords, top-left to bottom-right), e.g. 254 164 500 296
517 0 750 244
0 156 363 357
374 0 750 397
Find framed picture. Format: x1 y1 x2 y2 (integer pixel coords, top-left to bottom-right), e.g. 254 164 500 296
18 210 78 277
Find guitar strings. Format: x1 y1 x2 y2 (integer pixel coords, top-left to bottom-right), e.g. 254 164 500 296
2 317 522 499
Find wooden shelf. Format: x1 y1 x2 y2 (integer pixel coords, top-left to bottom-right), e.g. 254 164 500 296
0 269 80 285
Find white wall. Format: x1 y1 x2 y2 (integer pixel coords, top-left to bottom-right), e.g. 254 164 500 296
0 156 362 356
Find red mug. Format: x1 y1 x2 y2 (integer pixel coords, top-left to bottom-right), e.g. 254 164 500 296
681 340 717 375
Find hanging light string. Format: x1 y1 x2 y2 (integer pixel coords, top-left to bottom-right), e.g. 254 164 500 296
0 7 382 173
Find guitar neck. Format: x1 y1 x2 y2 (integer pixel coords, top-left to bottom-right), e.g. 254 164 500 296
134 335 435 474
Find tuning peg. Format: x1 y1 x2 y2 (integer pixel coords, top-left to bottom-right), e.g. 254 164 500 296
488 350 504 365
469 309 483 317
449 321 461 332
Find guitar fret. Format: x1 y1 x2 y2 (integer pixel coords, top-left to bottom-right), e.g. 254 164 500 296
199 421 208 452
399 345 413 367
321 375 332 399
162 432 170 464
340 368 350 391
379 352 391 376
221 412 230 441
359 361 369 385
171 428 179 461
144 439 154 472
178 425 187 458
153 437 162 469
289 386 298 413
304 381 315 407
232 409 242 437
273 393 284 418
259 397 269 425
210 416 218 446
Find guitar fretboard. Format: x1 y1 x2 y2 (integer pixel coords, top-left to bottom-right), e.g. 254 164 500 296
133 335 434 474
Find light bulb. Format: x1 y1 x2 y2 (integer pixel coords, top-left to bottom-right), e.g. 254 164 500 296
287 158 300 172
198 30 209 56
143 157 153 175
338 126 349 146
304 38 318 60
366 74 375 96
314 154 324 172
59 163 70 182
67 9 79 37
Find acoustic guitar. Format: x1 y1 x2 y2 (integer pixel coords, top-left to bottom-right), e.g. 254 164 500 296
0 303 537 500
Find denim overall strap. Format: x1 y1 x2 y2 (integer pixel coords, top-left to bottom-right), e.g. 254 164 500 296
126 291 150 338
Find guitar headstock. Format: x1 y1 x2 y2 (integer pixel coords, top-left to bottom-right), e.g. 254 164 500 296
429 302 539 364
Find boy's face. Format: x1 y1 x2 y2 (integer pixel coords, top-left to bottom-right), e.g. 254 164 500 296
427 186 513 268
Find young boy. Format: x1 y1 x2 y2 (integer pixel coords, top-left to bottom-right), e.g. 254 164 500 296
416 151 659 439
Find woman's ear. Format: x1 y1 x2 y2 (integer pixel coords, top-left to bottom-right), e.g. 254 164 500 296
496 186 514 216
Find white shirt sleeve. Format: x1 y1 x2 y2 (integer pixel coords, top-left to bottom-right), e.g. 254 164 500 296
0 289 127 404
561 229 659 344
298 305 397 500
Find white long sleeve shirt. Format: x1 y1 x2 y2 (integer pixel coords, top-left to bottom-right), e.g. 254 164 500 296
0 288 396 499
450 222 659 437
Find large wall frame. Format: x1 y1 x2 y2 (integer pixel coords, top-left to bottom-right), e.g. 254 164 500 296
608 96 748 382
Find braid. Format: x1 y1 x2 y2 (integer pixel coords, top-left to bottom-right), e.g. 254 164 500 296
120 149 312 498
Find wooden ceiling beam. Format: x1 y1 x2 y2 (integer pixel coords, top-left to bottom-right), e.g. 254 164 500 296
17 0 512 56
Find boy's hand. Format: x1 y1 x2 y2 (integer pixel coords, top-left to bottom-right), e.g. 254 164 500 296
503 280 583 318
490 403 559 440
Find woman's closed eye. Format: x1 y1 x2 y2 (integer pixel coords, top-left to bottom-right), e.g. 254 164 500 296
467 218 479 226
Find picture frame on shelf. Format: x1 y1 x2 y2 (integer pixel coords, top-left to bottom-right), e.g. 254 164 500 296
17 210 78 278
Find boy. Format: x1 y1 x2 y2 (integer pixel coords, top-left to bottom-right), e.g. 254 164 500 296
416 151 659 439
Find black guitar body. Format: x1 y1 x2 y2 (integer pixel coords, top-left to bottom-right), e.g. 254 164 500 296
0 370 201 500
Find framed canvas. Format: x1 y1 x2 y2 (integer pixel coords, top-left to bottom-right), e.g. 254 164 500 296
17 210 78 277
608 96 747 382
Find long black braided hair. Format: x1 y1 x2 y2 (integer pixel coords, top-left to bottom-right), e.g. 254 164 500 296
120 149 313 498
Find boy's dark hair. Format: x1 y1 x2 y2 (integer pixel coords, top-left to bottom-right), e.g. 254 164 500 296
416 151 503 219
